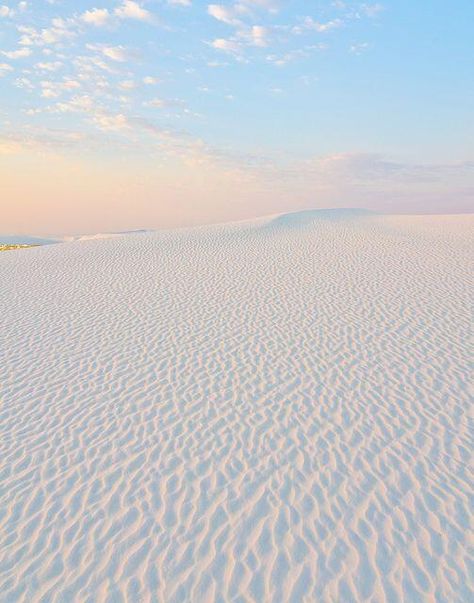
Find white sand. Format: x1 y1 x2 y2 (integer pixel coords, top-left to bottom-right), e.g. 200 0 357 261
0 210 472 602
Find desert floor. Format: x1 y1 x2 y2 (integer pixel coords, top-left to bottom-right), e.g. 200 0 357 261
0 210 472 602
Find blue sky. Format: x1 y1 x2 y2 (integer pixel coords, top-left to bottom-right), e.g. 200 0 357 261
1 1 473 233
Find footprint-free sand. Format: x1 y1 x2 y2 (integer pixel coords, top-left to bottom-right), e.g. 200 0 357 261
0 210 472 602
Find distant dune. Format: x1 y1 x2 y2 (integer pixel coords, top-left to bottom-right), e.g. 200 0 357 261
0 234 60 246
62 229 152 243
0 230 152 247
0 211 472 602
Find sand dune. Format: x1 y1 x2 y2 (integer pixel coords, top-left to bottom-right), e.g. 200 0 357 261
0 210 472 602
0 235 59 246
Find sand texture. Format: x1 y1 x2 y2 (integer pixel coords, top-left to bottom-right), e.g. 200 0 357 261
0 210 472 602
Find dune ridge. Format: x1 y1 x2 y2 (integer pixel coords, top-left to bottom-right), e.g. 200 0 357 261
0 211 472 602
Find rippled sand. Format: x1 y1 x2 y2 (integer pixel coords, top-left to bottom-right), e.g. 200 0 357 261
0 210 472 602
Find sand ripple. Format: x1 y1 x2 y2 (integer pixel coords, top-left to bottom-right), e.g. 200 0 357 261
0 211 472 602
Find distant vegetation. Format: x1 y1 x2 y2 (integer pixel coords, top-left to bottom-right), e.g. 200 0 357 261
0 244 39 252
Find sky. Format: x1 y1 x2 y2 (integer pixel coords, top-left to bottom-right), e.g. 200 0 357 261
0 0 473 234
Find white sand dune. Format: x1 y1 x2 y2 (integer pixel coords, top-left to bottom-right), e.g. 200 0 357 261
0 230 151 246
0 210 472 603
62 230 152 243
0 235 60 246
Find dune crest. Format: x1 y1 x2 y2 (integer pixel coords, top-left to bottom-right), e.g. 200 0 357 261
267 207 376 228
0 212 472 602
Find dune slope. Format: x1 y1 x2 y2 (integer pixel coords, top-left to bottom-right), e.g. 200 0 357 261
0 211 472 602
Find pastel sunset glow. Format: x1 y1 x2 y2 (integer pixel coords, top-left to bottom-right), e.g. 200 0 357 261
1 0 473 233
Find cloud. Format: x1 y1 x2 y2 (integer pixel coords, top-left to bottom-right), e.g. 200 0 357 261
102 46 133 62
92 113 130 131
144 97 187 110
40 79 81 98
81 8 112 28
207 4 246 26
0 62 13 76
35 61 63 71
211 38 242 54
207 0 282 59
55 95 95 113
119 79 136 90
115 1 152 22
80 2 154 28
293 17 343 35
87 44 137 62
240 25 269 47
0 5 14 18
295 153 474 186
210 23 271 55
17 19 77 46
0 0 400 190
2 47 32 59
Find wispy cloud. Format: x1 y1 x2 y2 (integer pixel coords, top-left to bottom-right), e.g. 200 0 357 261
86 44 138 63
2 47 32 59
115 1 153 23
0 62 14 76
81 8 113 28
